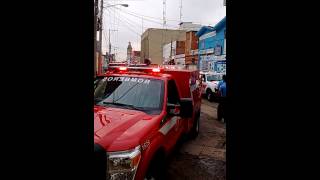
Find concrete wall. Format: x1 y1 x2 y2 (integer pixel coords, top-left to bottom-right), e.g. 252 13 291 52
141 28 186 64
163 42 172 63
179 22 202 31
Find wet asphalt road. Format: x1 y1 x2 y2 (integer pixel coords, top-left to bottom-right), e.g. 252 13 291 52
166 99 226 180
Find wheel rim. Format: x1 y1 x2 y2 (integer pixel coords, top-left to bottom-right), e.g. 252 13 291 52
207 93 211 100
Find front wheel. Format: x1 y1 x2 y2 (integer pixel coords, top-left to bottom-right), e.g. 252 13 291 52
144 152 165 180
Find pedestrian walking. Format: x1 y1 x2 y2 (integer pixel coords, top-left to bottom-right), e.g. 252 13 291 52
217 75 226 123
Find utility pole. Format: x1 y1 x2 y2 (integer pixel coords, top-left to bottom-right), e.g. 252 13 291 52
108 29 118 62
94 0 98 77
163 0 166 28
141 17 144 34
109 29 111 55
170 39 172 63
99 0 103 55
98 0 104 75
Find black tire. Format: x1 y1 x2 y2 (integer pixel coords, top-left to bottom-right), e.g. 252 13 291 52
206 89 214 101
189 112 200 139
144 151 165 180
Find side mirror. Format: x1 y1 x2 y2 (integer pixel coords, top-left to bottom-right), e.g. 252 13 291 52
167 103 181 116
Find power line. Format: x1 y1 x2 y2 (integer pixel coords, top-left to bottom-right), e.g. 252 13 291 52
114 11 143 32
110 6 179 33
106 9 141 36
110 6 179 28
112 5 144 51
116 6 178 27
106 7 144 33
116 5 181 22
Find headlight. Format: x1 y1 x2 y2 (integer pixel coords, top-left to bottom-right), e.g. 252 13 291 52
107 146 141 180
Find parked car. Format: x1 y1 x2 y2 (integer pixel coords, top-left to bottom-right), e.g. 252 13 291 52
200 71 224 101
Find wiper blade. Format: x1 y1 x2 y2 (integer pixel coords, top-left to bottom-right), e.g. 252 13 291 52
102 102 144 111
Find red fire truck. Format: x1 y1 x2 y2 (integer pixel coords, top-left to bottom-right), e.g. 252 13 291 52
94 64 202 180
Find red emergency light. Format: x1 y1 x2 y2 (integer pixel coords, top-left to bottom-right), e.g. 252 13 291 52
152 68 161 72
106 63 165 74
119 67 127 71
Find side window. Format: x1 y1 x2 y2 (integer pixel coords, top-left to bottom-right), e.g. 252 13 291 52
167 80 180 105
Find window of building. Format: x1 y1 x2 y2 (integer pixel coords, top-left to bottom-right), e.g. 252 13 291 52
201 40 205 49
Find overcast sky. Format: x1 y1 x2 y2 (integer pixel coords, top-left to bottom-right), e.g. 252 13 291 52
102 0 226 60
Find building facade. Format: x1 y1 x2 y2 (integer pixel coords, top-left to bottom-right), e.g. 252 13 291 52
132 51 141 64
140 28 186 65
196 17 226 73
162 41 185 65
179 22 202 31
185 31 199 65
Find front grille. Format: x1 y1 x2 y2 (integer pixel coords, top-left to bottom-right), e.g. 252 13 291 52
94 144 107 180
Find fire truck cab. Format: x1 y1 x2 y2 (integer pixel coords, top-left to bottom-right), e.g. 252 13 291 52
94 64 202 180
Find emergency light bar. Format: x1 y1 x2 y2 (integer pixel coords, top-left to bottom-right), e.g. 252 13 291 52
152 68 161 72
107 64 164 74
119 66 128 71
106 63 195 74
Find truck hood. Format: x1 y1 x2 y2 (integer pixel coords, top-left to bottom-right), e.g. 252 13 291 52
94 105 155 151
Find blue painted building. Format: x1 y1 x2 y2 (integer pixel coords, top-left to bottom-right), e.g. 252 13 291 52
196 17 226 73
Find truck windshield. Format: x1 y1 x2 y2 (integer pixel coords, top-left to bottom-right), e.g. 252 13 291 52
94 76 164 114
207 75 222 82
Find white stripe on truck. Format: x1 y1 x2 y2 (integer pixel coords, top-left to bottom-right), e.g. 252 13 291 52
159 116 178 135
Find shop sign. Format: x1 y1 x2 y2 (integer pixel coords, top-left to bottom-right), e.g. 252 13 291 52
206 48 214 54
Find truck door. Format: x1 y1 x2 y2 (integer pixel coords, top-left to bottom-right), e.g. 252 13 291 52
159 80 183 152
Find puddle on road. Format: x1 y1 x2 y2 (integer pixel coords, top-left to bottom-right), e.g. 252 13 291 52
166 152 226 180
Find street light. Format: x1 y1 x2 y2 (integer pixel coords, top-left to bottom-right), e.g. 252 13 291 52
99 4 129 65
104 4 129 8
95 2 129 77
